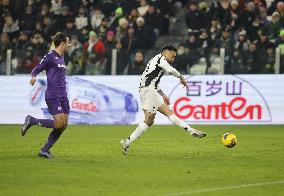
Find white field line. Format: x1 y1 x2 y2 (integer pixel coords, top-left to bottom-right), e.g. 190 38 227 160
165 180 284 196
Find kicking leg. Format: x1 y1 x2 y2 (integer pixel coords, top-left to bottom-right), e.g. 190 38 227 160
20 115 55 136
120 111 155 155
39 113 67 159
39 97 69 158
158 103 206 138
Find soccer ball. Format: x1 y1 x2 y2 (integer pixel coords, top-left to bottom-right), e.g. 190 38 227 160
222 133 237 148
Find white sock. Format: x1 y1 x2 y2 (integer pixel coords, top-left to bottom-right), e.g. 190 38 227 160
168 114 194 132
126 122 149 145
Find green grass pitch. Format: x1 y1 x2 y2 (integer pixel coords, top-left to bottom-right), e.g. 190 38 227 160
0 125 284 196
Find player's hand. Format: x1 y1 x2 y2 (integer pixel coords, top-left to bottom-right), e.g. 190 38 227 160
162 95 170 105
30 77 36 86
179 76 189 91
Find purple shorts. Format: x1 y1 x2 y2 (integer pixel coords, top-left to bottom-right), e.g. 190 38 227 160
45 97 70 115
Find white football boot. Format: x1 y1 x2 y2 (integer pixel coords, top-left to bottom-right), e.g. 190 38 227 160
120 140 130 155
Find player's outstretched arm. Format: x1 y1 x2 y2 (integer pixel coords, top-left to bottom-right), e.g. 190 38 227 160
30 56 50 86
179 75 188 90
159 57 188 91
157 87 170 105
159 58 181 78
30 77 36 86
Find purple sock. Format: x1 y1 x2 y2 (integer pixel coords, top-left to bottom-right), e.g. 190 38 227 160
41 129 62 152
31 117 55 129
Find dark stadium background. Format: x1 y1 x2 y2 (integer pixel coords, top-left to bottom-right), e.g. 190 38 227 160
1 0 283 75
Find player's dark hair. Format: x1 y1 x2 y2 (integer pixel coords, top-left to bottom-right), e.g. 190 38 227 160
162 45 177 53
52 32 68 47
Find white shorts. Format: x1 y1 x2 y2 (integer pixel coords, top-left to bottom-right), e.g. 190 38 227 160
139 86 164 113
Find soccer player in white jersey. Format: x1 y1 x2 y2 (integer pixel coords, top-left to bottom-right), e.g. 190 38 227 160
120 45 206 155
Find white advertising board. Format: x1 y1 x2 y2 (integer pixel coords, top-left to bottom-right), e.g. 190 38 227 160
0 75 283 124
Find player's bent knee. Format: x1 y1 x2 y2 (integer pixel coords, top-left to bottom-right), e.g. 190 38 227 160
54 121 65 131
149 120 154 126
145 120 154 127
150 116 155 125
145 116 155 127
62 123 68 131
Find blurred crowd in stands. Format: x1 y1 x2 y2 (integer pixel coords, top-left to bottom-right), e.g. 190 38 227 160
0 0 284 75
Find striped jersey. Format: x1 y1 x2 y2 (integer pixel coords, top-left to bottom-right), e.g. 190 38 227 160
139 53 181 90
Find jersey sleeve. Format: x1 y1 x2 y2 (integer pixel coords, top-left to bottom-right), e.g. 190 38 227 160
31 55 51 77
158 56 181 78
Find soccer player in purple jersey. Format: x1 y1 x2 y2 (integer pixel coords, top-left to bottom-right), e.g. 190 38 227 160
20 32 71 159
